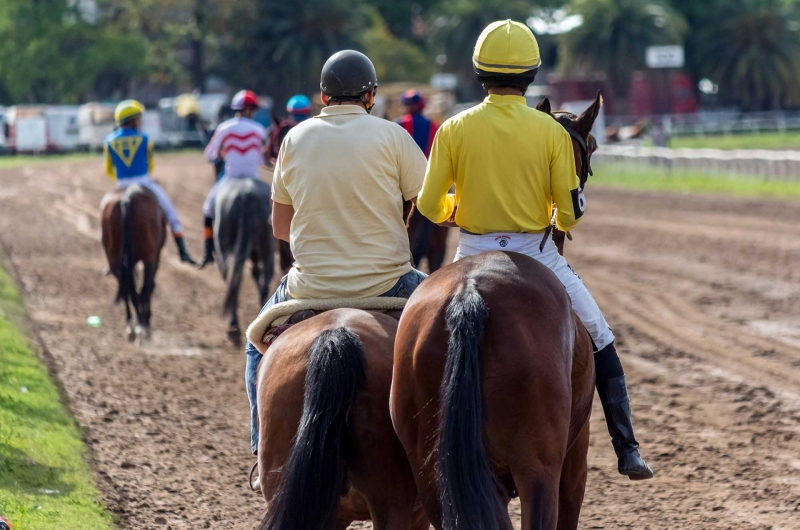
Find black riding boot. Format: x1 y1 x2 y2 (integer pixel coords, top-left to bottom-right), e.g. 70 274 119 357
595 343 654 480
198 217 215 269
174 236 197 265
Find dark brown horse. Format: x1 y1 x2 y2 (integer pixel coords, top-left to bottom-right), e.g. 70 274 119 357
390 97 603 530
392 253 594 530
536 93 601 256
265 114 298 275
255 309 428 530
101 185 166 344
406 209 450 273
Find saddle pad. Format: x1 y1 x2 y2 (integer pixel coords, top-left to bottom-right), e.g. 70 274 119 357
245 297 408 354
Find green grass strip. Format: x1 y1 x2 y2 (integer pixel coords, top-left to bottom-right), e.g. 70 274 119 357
668 131 800 151
0 262 114 530
593 162 800 201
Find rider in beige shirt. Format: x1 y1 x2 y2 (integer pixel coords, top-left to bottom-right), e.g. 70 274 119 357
244 50 427 491
272 104 425 298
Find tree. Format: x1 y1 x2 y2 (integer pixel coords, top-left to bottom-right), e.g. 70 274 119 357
222 0 369 106
560 0 687 99
0 0 145 104
675 0 800 110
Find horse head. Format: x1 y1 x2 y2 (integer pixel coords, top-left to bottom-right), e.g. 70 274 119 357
536 92 603 254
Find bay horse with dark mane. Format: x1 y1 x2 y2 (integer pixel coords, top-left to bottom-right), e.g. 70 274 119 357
253 309 428 530
391 96 602 530
101 185 166 344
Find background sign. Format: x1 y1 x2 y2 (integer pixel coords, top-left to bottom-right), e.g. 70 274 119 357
646 45 685 69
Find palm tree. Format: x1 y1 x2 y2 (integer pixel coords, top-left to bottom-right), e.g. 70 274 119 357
426 0 538 99
560 0 687 99
224 0 369 104
694 0 800 111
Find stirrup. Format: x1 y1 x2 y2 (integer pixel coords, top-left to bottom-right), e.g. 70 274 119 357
249 461 260 492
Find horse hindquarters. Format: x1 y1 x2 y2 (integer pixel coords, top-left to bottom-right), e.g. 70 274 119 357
436 281 511 530
258 327 365 530
556 323 595 530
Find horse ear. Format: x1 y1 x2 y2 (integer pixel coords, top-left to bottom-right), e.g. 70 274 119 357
271 111 281 127
576 91 603 138
535 97 551 115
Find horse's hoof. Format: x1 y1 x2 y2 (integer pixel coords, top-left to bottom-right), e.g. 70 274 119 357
126 326 136 343
135 325 151 346
227 327 242 346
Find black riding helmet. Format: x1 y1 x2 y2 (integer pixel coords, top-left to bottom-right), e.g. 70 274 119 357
320 50 378 110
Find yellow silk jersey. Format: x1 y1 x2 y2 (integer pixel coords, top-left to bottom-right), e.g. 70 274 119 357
417 94 583 234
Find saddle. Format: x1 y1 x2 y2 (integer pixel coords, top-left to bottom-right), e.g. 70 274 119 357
245 297 408 354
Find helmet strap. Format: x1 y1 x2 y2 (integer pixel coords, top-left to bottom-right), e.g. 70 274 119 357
361 87 377 114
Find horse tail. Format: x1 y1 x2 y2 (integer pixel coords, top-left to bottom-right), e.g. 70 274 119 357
115 192 135 305
258 327 366 530
221 204 251 321
438 279 509 530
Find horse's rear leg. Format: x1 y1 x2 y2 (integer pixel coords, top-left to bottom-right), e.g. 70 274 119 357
136 262 157 344
557 421 590 530
515 471 560 530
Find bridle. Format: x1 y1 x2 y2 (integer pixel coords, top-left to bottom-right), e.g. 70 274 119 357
539 115 595 252
553 112 594 188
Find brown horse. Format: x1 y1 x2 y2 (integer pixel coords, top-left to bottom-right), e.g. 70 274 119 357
265 114 298 275
255 309 428 530
101 185 166 343
392 253 594 530
390 97 603 530
406 209 449 272
536 94 601 256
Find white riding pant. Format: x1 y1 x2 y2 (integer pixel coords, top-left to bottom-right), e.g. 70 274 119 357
117 176 183 235
454 231 615 350
202 173 259 217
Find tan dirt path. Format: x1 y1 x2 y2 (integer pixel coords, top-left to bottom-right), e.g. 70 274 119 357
1 156 799 529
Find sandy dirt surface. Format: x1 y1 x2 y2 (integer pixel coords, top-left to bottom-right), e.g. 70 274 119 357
1 155 799 530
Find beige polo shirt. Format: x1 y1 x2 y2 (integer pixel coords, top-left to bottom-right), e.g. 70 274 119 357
272 105 427 299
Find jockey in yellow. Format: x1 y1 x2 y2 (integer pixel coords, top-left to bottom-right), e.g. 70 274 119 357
417 20 654 480
104 100 196 264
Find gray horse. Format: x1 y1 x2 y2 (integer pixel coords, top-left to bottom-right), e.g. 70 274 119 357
213 178 275 344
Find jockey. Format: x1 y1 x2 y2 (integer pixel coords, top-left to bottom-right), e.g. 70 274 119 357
200 90 268 267
244 50 428 490
397 90 437 158
417 20 654 481
265 94 312 166
286 94 312 123
104 100 196 264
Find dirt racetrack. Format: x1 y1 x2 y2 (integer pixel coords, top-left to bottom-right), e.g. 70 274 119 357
1 154 800 529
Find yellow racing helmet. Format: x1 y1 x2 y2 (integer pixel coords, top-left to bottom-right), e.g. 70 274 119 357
115 99 145 126
473 20 541 76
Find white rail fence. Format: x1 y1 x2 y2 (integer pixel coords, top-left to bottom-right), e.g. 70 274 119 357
596 145 800 181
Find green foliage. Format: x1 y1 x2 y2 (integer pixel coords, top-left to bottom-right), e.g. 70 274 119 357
692 0 800 110
560 0 687 98
0 0 145 104
0 264 114 530
357 7 432 83
223 0 368 106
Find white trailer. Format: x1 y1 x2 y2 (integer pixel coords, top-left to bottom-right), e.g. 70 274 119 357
45 106 81 151
7 106 48 153
78 103 115 152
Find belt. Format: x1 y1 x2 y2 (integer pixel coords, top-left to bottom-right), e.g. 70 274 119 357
458 228 552 252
